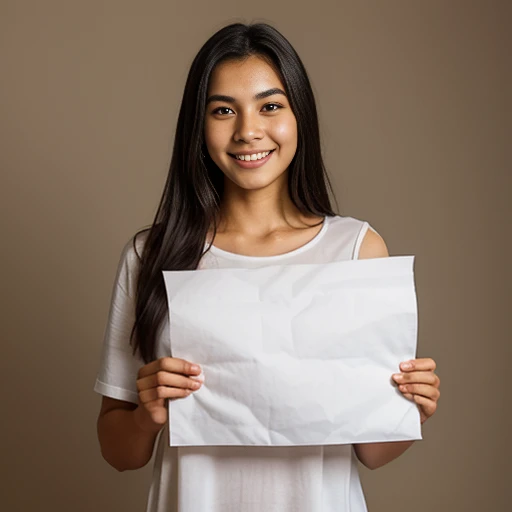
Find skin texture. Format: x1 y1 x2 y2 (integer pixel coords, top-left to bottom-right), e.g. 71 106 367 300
97 54 441 473
203 54 326 245
204 55 298 196
202 55 442 469
354 229 441 469
358 229 441 425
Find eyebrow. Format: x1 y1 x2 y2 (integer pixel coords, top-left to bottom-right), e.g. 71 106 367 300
206 88 287 105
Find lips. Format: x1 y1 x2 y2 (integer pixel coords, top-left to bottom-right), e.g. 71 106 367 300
228 149 276 160
228 149 276 169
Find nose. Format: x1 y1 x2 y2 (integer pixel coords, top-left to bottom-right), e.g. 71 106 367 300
233 111 264 143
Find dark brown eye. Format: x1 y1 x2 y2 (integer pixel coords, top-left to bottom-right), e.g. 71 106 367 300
262 103 282 112
213 107 234 115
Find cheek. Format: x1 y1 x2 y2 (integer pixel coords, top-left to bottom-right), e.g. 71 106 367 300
205 122 233 153
272 118 298 146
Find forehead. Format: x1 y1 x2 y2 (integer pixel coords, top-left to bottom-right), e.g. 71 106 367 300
208 55 285 96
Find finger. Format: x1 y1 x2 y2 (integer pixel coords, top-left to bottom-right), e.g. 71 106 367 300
400 358 436 372
398 383 440 401
190 372 205 383
137 357 202 379
137 371 202 393
139 386 193 403
392 371 439 386
412 394 438 421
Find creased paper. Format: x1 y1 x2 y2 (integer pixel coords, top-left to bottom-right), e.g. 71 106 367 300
162 255 421 447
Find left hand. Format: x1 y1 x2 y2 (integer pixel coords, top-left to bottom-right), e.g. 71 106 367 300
392 358 440 424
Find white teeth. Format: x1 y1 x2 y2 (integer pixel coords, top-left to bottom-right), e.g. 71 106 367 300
235 151 271 161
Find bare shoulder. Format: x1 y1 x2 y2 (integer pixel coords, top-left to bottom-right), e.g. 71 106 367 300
358 227 390 259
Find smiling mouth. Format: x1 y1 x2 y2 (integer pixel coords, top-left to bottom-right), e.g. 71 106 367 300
228 149 276 161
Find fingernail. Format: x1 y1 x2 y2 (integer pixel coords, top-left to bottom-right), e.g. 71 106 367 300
190 364 201 372
190 372 205 383
401 362 412 370
392 374 403 381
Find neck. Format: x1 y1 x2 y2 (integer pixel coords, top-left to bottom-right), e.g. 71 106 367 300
214 176 312 237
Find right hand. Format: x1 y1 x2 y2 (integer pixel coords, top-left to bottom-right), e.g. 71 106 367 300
134 357 203 433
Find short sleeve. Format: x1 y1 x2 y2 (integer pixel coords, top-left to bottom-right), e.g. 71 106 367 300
93 234 147 405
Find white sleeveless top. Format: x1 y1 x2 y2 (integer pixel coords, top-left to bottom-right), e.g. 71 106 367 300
94 215 377 512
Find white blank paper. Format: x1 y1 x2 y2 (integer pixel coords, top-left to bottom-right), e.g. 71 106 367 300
162 255 421 447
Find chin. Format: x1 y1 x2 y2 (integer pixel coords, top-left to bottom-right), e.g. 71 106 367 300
225 171 288 192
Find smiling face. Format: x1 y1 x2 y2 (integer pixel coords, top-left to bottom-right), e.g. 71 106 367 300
204 55 298 193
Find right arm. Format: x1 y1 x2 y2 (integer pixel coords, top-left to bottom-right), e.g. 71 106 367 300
97 357 203 472
95 237 203 471
97 397 161 472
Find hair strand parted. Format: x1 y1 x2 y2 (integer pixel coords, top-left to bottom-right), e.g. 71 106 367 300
130 22 338 363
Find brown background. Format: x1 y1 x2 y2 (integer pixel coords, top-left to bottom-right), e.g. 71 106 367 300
1 1 509 511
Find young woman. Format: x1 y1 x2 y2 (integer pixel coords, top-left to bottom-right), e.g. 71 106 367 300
94 22 441 512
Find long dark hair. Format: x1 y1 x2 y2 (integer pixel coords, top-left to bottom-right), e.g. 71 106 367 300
130 22 338 364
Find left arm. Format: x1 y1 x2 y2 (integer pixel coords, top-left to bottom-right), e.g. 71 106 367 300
354 228 441 470
353 440 415 470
